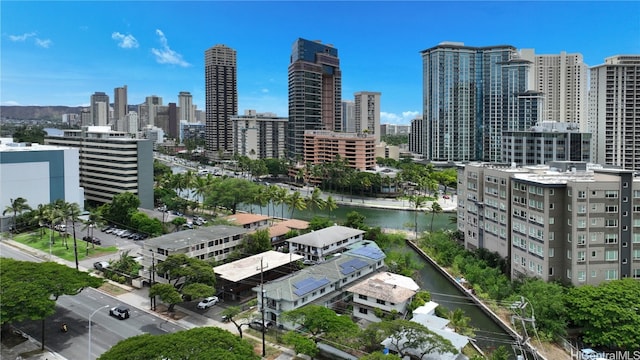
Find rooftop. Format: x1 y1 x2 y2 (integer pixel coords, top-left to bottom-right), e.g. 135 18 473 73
224 213 270 226
145 225 249 250
288 225 365 248
214 250 303 283
346 272 419 303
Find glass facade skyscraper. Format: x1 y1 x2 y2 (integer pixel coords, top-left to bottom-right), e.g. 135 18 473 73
287 38 341 161
421 42 533 162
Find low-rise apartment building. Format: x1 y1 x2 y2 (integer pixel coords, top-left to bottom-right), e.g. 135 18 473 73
288 225 365 263
256 240 386 328
347 271 419 323
140 225 249 285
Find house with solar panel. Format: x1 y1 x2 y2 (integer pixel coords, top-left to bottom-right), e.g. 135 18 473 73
287 225 365 264
346 271 420 323
255 240 386 328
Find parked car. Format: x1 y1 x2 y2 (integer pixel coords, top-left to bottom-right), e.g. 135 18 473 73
248 320 273 332
82 236 102 245
109 305 130 320
94 261 110 271
443 195 451 199
101 225 112 232
197 296 219 309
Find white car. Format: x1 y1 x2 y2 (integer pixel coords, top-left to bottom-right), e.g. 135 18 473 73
197 296 219 309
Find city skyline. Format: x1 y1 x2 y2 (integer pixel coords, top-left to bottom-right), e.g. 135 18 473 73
2 1 639 125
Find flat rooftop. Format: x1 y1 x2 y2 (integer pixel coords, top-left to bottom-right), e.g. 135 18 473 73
214 250 303 283
145 225 249 250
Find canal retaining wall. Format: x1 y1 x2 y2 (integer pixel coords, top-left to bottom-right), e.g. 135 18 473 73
406 239 548 360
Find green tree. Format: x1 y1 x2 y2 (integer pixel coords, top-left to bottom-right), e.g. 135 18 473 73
407 195 427 237
1 258 103 349
244 228 272 255
153 160 172 181
101 192 140 228
565 278 640 349
204 178 256 214
151 253 216 312
282 331 318 359
3 197 31 232
510 279 567 340
376 319 456 360
308 216 333 231
344 210 367 230
446 308 475 337
98 327 259 360
325 195 338 216
221 306 249 338
305 187 326 214
12 125 46 144
281 305 359 342
408 290 431 312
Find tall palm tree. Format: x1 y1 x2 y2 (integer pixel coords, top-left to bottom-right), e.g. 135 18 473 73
82 208 104 252
32 203 49 239
285 191 306 219
325 196 338 218
61 201 82 270
305 187 326 214
3 197 31 232
429 201 443 232
408 194 427 238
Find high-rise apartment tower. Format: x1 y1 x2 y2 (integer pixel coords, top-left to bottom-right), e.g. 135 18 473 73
354 91 381 144
205 44 237 158
287 38 342 160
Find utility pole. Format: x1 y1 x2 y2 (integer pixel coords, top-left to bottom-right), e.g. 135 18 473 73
260 257 266 357
149 249 156 311
510 296 539 360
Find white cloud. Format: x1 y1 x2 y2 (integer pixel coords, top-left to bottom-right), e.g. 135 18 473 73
381 111 421 125
1 100 22 106
151 29 190 67
34 38 52 48
261 88 269 93
112 32 139 49
8 32 36 41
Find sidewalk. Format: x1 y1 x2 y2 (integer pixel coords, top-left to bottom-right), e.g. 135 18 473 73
1 240 300 360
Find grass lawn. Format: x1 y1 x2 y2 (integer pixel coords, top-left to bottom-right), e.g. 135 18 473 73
13 228 117 262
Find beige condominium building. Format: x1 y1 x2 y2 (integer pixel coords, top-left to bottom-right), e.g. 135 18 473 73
303 130 376 171
458 161 640 286
45 126 153 209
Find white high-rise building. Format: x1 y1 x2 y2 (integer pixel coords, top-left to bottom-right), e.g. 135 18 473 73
589 55 640 171
178 91 196 123
354 91 381 144
520 50 588 129
341 100 355 133
123 111 139 135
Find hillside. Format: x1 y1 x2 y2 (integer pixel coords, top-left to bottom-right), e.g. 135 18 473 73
0 106 83 120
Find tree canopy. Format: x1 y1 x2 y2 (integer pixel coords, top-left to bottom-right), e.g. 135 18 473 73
98 327 259 360
0 258 104 325
565 278 640 349
281 305 359 341
375 319 457 359
100 192 141 227
150 253 216 312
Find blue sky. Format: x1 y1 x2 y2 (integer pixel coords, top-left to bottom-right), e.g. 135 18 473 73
2 1 639 125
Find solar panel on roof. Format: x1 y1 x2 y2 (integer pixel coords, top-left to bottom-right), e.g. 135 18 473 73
339 258 368 275
350 246 385 260
293 277 330 297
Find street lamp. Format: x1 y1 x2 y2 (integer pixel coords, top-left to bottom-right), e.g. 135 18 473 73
149 249 156 311
88 305 109 360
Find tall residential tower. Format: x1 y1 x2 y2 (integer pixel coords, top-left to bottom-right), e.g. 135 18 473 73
287 38 341 160
205 44 237 158
589 55 640 171
354 91 381 144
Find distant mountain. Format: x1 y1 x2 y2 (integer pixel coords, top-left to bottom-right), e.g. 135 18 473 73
1 106 84 120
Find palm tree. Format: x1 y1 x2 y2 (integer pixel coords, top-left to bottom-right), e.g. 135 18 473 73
285 191 306 219
82 208 104 253
32 203 49 239
60 201 82 270
429 201 443 232
408 194 427 238
46 202 64 245
3 197 31 232
325 196 338 218
305 187 326 214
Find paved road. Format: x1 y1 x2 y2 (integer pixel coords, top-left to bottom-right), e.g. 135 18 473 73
0 242 185 360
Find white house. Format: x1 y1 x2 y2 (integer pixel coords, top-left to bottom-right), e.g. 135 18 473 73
347 272 419 323
288 225 365 263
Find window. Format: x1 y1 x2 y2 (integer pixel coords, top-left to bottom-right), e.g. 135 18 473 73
605 219 618 227
633 249 640 260
548 248 554 257
577 271 586 282
605 234 618 244
376 299 386 305
634 233 640 243
605 269 618 280
578 205 587 214
359 307 368 314
605 190 618 198
591 270 597 278
577 219 586 228
549 217 554 225
605 205 618 213
592 250 597 258
605 250 618 261
577 234 586 245
577 251 585 262
577 190 586 199
634 190 640 198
